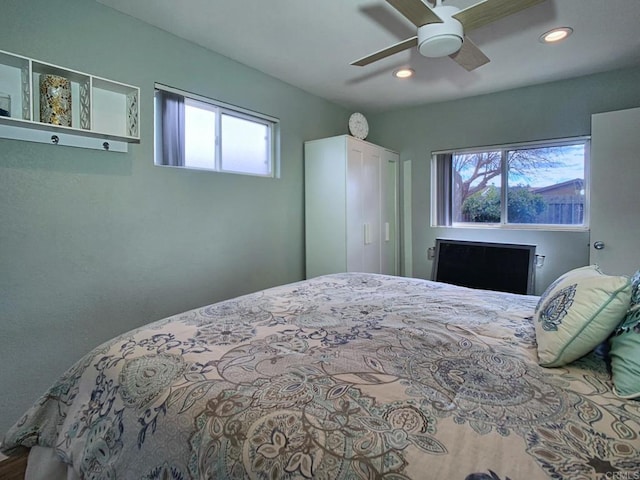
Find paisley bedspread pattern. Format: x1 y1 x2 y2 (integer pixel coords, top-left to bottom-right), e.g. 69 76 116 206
2 273 640 479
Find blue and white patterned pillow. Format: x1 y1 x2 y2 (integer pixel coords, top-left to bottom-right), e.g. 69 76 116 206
534 265 631 367
609 269 640 398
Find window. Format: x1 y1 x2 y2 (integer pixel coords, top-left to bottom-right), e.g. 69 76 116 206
432 138 589 228
154 84 278 177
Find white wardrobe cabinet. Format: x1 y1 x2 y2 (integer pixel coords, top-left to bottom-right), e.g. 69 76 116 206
304 135 399 278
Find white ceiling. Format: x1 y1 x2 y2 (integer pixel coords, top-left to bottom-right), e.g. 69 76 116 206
97 0 640 113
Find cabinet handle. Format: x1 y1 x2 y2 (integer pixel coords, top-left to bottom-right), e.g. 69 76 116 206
385 222 390 242
364 223 371 245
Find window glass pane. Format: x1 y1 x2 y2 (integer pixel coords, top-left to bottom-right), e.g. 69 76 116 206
434 139 588 229
155 85 278 177
507 144 585 224
452 151 502 223
184 99 216 169
220 114 270 175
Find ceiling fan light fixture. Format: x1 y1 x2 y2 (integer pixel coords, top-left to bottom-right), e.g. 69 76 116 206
540 27 573 44
417 5 464 58
419 34 463 57
393 68 415 79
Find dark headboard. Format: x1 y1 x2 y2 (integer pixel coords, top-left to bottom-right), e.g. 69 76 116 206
432 238 536 295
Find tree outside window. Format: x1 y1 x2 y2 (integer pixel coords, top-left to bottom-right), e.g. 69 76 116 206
436 140 588 228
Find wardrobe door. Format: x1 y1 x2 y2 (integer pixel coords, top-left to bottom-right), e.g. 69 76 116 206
361 143 382 273
346 140 381 273
381 150 399 276
346 142 364 272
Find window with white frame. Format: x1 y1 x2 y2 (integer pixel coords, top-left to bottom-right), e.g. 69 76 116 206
432 138 589 228
154 84 279 177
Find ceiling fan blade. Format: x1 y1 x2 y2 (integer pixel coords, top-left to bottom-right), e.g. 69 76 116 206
386 0 443 27
453 0 546 32
351 36 418 67
449 37 490 71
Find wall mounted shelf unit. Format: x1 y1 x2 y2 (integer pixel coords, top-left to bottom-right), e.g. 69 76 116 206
0 49 139 152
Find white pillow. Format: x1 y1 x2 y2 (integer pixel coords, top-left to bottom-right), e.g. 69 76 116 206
534 265 631 367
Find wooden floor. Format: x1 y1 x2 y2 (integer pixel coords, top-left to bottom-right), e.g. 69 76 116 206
0 452 28 480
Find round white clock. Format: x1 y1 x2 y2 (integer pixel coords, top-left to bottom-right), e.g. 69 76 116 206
348 112 369 140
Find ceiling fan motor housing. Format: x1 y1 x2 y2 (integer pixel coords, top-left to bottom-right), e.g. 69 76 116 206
417 5 463 57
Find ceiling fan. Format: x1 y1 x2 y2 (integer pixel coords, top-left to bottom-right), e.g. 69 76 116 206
352 0 546 71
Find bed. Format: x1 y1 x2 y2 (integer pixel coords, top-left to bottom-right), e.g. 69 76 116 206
2 272 639 479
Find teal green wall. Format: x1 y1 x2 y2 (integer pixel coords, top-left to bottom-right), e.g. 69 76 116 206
367 66 640 292
0 0 349 435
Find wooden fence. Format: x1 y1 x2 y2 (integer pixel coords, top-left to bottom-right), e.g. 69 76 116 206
535 194 584 224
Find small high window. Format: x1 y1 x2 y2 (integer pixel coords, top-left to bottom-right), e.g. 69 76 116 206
154 84 279 177
432 138 589 229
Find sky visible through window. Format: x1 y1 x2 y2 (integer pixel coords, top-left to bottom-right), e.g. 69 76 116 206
183 102 270 175
456 144 585 189
185 102 216 169
509 144 585 188
221 114 269 175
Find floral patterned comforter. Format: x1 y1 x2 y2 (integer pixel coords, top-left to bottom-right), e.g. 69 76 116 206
2 273 640 479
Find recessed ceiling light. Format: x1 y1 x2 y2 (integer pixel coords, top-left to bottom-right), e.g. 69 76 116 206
539 27 573 44
393 68 415 79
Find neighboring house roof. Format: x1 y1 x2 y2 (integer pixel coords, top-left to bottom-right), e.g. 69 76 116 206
532 178 584 195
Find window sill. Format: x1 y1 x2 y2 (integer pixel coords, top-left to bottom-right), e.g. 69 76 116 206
433 223 589 232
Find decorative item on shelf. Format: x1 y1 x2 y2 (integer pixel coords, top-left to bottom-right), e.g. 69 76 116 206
127 93 139 137
0 92 10 117
79 82 90 130
348 112 369 140
39 74 71 126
